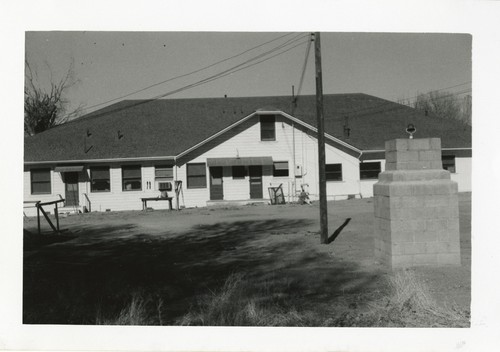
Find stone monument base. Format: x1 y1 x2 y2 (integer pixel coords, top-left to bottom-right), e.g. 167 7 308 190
373 138 461 268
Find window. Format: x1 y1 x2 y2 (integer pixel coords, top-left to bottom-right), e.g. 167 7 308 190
360 162 381 180
260 115 276 141
442 155 456 173
155 165 174 190
232 166 246 179
31 168 51 194
155 165 173 181
122 165 142 191
90 167 110 192
325 163 342 181
187 163 207 188
273 161 289 177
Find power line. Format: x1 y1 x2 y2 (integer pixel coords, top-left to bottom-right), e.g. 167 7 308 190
74 32 303 115
400 87 472 106
295 33 313 99
146 36 310 101
351 83 471 116
325 88 472 121
74 38 310 123
325 83 472 119
364 89 471 118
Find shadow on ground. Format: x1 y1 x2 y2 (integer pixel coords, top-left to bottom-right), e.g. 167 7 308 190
328 218 352 244
23 217 383 325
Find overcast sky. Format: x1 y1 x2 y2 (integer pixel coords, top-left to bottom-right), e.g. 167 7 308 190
25 31 471 116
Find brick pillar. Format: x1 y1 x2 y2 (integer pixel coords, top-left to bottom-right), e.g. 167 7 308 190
373 138 460 268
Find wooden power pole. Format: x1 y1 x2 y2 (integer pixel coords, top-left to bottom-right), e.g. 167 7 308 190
314 32 328 244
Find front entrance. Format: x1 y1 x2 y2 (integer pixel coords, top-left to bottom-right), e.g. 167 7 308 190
64 172 79 206
209 167 224 200
249 165 263 199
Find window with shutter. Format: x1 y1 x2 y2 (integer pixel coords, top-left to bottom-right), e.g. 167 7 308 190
232 166 246 179
442 155 456 173
122 165 142 191
360 162 381 180
273 161 289 177
31 169 51 194
187 163 207 188
325 164 342 181
260 115 276 141
90 166 110 192
155 165 173 180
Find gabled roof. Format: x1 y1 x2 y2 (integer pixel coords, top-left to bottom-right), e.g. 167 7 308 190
24 93 472 163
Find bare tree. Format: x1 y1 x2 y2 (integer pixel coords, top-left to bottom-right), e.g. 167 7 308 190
414 90 471 125
24 59 83 136
460 94 472 125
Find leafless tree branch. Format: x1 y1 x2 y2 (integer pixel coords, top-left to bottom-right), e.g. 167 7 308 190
24 58 83 136
413 90 472 126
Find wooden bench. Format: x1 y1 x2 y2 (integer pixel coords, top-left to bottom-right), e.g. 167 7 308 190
141 197 173 211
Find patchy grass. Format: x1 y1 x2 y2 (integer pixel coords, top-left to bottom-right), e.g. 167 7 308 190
23 194 471 326
176 273 317 326
324 269 469 328
379 269 469 327
96 292 165 326
96 293 150 325
100 270 468 327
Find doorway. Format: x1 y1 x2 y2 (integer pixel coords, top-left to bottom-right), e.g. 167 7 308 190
64 172 79 206
209 167 224 200
249 165 263 199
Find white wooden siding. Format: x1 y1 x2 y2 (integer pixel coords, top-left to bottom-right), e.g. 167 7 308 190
359 159 386 198
178 115 363 207
86 166 174 212
24 168 60 216
451 157 472 192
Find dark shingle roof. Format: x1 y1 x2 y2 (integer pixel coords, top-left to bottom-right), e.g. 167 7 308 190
24 94 472 162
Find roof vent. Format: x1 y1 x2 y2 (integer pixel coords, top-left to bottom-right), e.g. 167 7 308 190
343 116 350 139
117 130 124 139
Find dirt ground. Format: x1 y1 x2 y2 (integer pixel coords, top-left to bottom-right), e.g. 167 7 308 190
23 193 471 325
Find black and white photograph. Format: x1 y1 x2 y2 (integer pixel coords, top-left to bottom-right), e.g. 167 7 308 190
2 1 500 351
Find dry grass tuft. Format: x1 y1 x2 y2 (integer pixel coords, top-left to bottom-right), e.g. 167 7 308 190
96 293 152 325
365 269 469 327
96 270 469 327
177 273 316 326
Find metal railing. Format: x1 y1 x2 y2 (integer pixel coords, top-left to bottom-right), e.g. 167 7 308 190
83 193 91 212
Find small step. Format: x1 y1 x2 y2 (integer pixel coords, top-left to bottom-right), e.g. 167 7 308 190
206 199 269 207
57 206 83 215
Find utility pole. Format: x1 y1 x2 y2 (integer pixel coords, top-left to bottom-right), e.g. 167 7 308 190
314 32 328 244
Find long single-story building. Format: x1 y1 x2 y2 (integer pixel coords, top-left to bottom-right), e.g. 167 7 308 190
24 94 472 215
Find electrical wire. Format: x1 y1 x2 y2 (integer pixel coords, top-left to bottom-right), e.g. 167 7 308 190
149 36 310 100
347 83 471 117
66 32 302 117
74 37 310 122
158 39 311 99
324 85 471 120
340 89 472 120
295 33 313 101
